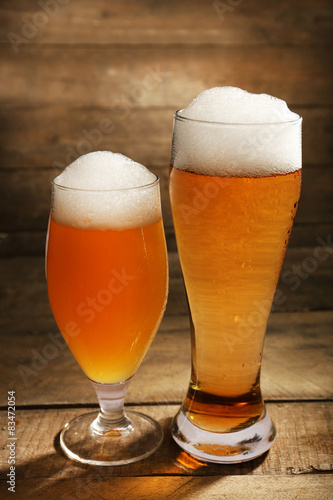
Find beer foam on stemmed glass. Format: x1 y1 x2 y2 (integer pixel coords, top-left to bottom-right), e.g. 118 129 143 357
172 86 302 177
52 151 160 231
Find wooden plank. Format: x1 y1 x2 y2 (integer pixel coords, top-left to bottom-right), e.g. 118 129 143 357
167 257 333 316
0 167 170 233
1 223 331 257
0 166 170 232
168 243 333 312
0 107 331 169
0 247 332 319
0 403 331 482
0 165 332 234
1 476 331 500
0 311 332 406
1 46 332 107
0 231 47 257
0 107 173 169
0 247 332 321
288 224 333 249
299 166 333 225
0 0 332 44
0 227 177 258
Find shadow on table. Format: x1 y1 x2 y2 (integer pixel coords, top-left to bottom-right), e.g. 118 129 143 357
0 418 269 499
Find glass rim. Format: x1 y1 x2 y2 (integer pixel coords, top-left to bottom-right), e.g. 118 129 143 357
174 109 302 126
52 173 160 193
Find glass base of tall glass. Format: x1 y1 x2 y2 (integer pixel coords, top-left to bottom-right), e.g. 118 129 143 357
60 379 163 466
171 405 275 464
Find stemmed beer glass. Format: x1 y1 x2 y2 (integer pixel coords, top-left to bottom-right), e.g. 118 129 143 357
46 166 168 465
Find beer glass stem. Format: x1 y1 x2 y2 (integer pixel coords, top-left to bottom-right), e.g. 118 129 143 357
90 378 133 436
59 375 163 465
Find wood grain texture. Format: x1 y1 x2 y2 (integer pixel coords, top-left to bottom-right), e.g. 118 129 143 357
0 310 332 406
0 166 168 231
0 231 47 257
0 107 332 169
1 247 333 317
1 476 331 500
1 224 332 257
0 0 332 44
1 46 332 107
0 249 332 322
0 404 331 486
168 245 333 313
0 165 332 235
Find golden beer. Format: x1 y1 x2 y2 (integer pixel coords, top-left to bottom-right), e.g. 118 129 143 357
47 217 168 384
170 167 301 432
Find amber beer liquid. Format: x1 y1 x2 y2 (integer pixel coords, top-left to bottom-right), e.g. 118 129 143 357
169 167 301 432
47 218 167 384
46 171 168 386
169 94 302 462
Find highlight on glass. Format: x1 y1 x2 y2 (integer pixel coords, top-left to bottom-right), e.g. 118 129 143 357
169 87 302 463
46 151 168 466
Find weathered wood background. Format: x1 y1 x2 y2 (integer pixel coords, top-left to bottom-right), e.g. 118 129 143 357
0 0 332 254
0 1 332 499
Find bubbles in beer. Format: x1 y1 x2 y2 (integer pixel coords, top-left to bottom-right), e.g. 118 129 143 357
52 151 160 230
172 87 302 177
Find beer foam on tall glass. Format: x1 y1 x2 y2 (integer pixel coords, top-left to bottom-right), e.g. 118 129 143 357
171 87 302 177
52 151 160 230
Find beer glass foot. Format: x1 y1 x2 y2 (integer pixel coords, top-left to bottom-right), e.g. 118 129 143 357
60 409 163 466
171 406 276 464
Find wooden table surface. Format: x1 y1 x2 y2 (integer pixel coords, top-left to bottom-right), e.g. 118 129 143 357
0 237 332 499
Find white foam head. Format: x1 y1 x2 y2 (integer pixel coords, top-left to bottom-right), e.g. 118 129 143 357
52 151 160 230
172 87 302 177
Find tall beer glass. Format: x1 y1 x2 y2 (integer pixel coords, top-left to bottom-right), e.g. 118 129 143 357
46 166 168 465
170 110 302 462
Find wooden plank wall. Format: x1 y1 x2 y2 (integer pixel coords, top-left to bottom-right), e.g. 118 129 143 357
0 0 332 255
